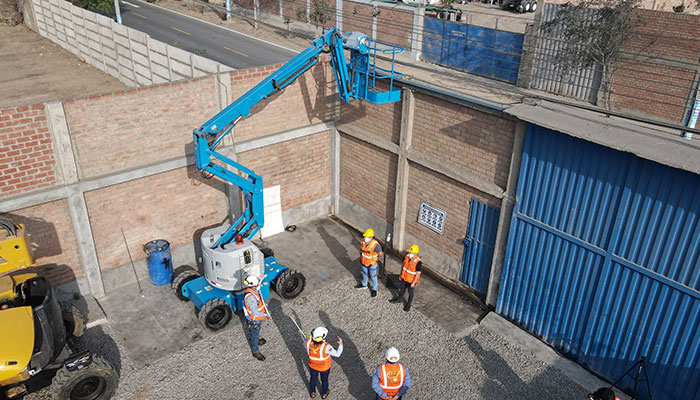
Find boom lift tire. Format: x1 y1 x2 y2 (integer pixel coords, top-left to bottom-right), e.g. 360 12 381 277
274 270 306 299
172 266 200 301
49 355 118 400
198 298 233 331
60 303 86 339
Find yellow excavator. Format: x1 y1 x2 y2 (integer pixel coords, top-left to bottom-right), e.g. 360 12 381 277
0 218 118 399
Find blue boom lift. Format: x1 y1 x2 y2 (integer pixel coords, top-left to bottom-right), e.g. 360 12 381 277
172 28 404 331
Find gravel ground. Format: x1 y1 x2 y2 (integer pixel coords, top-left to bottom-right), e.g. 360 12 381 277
26 277 588 399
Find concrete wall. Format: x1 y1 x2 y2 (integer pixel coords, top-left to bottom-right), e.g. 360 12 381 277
0 62 335 299
29 0 232 88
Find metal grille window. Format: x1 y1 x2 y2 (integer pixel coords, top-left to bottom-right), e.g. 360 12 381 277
418 202 446 234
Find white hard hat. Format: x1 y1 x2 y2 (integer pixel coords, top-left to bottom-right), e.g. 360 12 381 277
244 275 260 287
311 326 328 342
385 347 400 362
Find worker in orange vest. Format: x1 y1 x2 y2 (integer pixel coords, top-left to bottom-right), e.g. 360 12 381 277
306 326 343 399
589 387 621 400
389 244 422 312
355 228 383 297
372 347 412 400
243 275 269 361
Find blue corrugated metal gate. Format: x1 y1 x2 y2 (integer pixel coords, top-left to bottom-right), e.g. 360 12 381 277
497 125 700 400
461 199 500 295
422 18 524 84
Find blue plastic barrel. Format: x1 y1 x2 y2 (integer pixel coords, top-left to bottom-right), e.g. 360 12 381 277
143 239 173 286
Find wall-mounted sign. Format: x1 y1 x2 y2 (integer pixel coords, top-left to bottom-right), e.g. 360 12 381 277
418 202 446 234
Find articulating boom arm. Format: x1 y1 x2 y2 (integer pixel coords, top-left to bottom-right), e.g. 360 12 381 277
194 27 403 248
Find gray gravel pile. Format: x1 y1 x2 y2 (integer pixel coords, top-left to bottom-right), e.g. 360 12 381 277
27 277 588 399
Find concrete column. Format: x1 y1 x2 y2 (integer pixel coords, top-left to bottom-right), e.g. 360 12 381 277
335 0 342 31
392 89 415 252
67 187 105 298
516 0 545 89
330 128 340 214
485 120 527 308
412 7 424 61
45 101 79 185
213 74 242 220
371 5 377 40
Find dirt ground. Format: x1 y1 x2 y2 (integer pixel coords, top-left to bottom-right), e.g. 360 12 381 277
0 23 128 109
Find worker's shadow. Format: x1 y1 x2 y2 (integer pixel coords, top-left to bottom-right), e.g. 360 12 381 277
319 310 371 399
316 224 363 285
267 299 310 390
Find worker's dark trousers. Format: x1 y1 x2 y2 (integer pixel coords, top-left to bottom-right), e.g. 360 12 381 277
248 320 262 353
309 367 330 395
396 280 415 308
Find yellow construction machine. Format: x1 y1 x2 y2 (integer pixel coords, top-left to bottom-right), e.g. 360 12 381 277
0 218 118 399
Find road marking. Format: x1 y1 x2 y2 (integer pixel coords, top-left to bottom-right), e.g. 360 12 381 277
121 1 140 7
171 26 191 35
224 46 249 57
131 12 147 19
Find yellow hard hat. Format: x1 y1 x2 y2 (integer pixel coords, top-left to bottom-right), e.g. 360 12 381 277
407 244 419 254
363 228 374 238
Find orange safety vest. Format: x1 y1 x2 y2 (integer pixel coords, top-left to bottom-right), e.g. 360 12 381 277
400 254 421 284
306 338 332 371
378 363 405 398
361 239 380 267
243 288 266 321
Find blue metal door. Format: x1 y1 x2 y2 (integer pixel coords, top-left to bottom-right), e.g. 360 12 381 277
497 124 700 400
461 199 500 295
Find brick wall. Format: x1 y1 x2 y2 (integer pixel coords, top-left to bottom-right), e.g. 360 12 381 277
0 105 57 198
282 0 307 22
376 6 413 50
612 62 695 122
339 134 398 223
1 199 83 286
237 131 331 210
343 1 373 35
260 0 280 15
229 63 337 142
63 77 218 178
412 92 515 189
405 163 500 264
339 83 402 145
84 166 228 270
611 10 700 122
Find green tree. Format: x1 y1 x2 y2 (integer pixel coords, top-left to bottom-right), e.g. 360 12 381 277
543 0 642 109
70 0 115 14
309 0 334 27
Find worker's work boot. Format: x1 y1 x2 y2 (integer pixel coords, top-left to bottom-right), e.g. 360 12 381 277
252 352 265 361
354 283 366 290
322 389 330 399
403 304 411 312
258 338 267 346
389 297 401 303
371 290 377 298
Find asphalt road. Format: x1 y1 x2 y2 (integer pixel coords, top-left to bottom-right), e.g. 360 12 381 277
118 0 297 69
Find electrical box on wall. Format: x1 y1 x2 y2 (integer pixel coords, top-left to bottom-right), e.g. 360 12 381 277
418 202 446 234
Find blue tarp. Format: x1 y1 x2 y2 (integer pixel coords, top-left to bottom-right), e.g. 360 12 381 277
422 18 524 84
